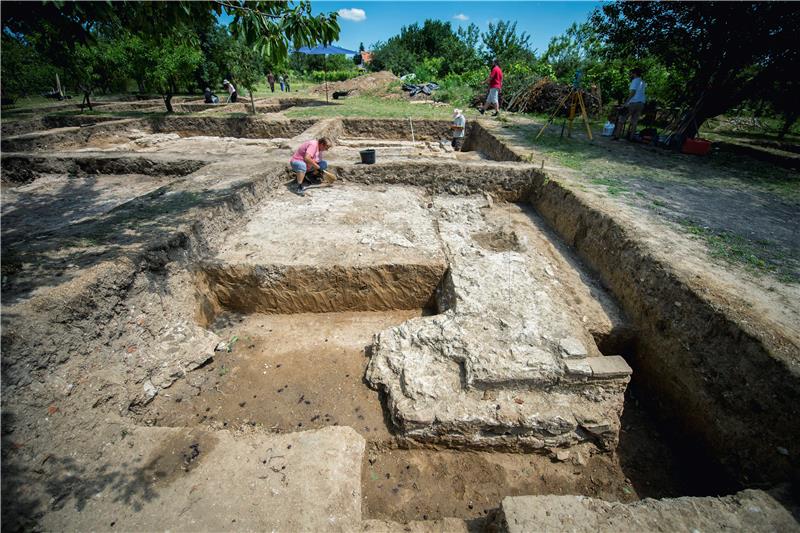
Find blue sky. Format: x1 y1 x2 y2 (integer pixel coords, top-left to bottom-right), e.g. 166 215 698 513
222 2 602 55
316 1 602 54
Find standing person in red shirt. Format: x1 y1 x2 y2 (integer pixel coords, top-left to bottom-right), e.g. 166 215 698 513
479 59 503 117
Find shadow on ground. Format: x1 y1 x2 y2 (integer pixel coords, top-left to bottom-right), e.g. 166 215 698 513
503 121 800 282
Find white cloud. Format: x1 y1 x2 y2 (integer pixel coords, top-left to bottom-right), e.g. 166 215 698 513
453 13 469 21
338 8 366 22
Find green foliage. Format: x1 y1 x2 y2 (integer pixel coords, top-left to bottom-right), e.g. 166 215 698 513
543 23 600 82
414 57 445 83
499 62 546 105
228 37 265 112
436 69 486 106
144 36 202 110
308 70 359 82
106 33 150 94
593 1 800 135
370 40 417 75
228 1 339 64
2 0 341 103
370 19 483 77
481 21 535 66
0 33 59 100
291 52 355 73
195 24 235 90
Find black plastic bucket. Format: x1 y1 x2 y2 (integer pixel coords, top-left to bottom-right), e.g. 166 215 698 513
359 149 376 165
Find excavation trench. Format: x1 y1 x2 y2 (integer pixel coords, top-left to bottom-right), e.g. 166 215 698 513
194 264 443 327
3 114 792 528
141 183 719 522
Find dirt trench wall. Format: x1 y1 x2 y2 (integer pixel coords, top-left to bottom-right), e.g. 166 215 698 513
0 118 145 152
336 162 537 200
1 165 290 389
147 116 315 139
1 114 122 137
293 117 345 143
527 175 800 487
340 119 455 141
194 264 444 326
464 122 525 162
0 155 205 184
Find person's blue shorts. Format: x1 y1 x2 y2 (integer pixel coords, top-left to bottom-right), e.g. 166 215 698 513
290 160 328 173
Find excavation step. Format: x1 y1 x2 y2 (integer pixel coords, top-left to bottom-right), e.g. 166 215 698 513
195 184 447 323
498 490 800 533
39 426 365 531
367 195 632 451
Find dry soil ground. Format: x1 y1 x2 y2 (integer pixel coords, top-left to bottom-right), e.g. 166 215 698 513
1 94 798 531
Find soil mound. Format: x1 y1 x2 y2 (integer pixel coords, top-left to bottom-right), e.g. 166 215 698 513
310 71 399 97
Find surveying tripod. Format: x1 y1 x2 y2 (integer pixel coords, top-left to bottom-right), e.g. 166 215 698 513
535 70 593 141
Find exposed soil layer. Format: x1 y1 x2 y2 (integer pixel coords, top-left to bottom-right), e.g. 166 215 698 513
2 113 798 530
464 122 524 162
336 163 537 200
148 115 316 139
528 166 800 487
1 154 205 184
143 311 697 523
340 118 457 141
1 114 122 137
144 311 419 439
1 119 151 152
196 264 443 324
1 173 179 242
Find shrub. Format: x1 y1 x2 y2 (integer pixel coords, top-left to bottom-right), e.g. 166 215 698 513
436 69 485 106
309 70 361 82
413 57 445 83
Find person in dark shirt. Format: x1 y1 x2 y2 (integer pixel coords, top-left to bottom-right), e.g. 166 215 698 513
203 87 219 104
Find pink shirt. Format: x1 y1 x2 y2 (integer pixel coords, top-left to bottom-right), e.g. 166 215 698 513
290 139 320 163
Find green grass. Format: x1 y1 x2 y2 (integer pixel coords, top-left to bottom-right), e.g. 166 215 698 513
2 95 59 110
590 176 628 196
680 220 798 283
520 129 600 170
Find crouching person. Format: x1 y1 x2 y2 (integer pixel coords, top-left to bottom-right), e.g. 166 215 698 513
289 137 332 196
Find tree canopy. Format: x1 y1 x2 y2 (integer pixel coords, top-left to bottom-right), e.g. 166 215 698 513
1 1 340 111
593 1 800 136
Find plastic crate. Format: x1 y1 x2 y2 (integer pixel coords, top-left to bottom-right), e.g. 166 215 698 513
681 137 712 156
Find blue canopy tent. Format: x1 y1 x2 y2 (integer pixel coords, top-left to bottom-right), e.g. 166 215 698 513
296 45 358 103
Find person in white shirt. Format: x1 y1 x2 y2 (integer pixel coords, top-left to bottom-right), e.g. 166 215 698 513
450 108 466 151
223 79 238 103
613 68 646 140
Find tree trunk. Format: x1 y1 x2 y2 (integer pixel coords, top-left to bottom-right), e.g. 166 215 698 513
778 110 799 140
164 94 174 113
674 90 734 140
136 78 145 94
248 89 256 114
